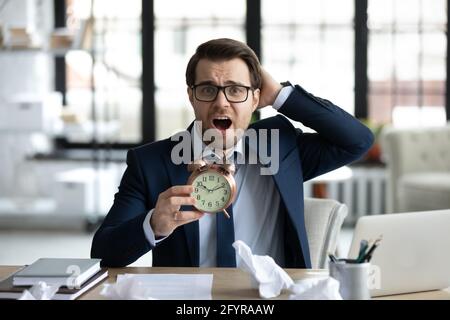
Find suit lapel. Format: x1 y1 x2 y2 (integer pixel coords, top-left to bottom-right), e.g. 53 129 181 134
247 118 311 265
245 124 303 229
272 151 311 267
272 151 303 228
247 119 302 223
162 131 199 267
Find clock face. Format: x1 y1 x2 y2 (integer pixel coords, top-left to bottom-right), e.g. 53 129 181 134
191 170 232 212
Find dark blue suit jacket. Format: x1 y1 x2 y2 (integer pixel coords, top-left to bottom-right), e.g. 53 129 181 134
91 85 374 268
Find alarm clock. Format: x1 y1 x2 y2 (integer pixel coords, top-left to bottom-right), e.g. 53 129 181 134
187 159 236 218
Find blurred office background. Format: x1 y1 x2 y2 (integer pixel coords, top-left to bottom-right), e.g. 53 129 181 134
0 0 448 266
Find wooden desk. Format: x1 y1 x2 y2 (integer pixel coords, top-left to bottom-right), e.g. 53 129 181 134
1 266 450 300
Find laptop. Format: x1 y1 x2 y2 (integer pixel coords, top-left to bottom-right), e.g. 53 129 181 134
348 209 450 297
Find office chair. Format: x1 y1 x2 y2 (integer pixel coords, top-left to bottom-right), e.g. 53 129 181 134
304 197 348 269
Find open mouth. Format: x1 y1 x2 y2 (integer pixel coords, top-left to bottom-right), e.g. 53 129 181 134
213 117 232 131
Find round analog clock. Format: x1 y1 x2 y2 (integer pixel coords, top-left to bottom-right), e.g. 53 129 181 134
187 161 236 217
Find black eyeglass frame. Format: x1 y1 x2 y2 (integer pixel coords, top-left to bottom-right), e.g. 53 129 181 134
191 84 256 103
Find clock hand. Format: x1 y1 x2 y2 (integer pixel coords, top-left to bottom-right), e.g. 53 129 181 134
197 183 211 192
211 183 226 192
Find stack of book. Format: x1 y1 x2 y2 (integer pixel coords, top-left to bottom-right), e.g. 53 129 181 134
0 258 107 300
50 28 74 50
5 27 39 49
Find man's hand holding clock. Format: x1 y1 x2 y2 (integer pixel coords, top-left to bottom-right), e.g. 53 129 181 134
150 185 205 238
150 159 237 238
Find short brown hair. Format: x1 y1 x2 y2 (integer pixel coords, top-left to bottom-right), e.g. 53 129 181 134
185 38 262 89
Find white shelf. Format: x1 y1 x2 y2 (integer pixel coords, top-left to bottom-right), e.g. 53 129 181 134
0 47 96 57
0 197 56 215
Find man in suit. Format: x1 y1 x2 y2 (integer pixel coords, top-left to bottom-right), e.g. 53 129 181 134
91 38 373 268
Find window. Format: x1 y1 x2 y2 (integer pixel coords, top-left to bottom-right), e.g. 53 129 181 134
62 0 142 144
261 0 355 126
153 0 246 140
367 0 447 127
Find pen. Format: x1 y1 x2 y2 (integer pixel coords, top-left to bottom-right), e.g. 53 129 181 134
364 244 379 262
356 239 369 263
328 253 338 263
362 236 382 262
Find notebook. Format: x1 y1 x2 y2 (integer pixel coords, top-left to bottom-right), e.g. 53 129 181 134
0 268 108 300
13 258 101 287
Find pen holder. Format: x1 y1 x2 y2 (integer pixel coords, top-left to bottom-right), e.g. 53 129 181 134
329 261 371 300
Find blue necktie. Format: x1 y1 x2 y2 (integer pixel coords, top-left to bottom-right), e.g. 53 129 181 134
216 204 236 267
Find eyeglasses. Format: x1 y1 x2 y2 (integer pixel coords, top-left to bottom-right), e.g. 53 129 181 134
191 84 254 103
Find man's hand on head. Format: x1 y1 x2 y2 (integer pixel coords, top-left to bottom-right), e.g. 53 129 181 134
150 185 205 238
257 68 283 109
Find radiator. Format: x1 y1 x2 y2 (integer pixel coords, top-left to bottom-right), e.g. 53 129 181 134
304 166 387 226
